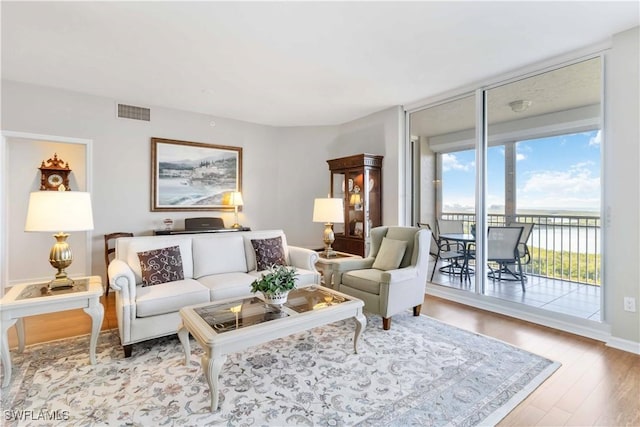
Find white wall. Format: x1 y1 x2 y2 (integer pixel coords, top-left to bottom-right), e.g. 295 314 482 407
604 26 640 348
1 81 404 288
333 106 405 226
6 139 88 283
0 81 280 287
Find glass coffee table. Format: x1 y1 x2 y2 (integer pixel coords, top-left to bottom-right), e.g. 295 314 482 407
178 285 366 411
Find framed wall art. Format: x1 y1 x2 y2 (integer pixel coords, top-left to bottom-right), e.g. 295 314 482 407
151 138 243 211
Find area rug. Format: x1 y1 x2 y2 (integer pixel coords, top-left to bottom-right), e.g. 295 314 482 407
1 312 559 426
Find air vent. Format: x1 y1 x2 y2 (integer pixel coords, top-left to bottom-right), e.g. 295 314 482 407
117 103 151 121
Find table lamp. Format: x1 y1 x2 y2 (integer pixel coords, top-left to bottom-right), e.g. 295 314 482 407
223 191 244 229
313 198 344 258
24 190 94 289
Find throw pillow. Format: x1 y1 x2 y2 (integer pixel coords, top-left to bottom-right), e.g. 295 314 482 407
372 237 408 271
137 245 184 287
251 236 287 271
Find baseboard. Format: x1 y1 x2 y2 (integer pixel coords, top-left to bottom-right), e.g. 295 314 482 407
606 336 640 355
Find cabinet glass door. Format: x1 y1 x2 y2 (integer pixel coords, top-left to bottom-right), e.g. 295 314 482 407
346 170 364 238
331 172 346 235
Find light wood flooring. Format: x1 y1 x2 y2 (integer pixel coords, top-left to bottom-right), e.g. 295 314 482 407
6 292 640 426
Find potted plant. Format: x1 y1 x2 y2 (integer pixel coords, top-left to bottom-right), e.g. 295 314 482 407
250 264 298 305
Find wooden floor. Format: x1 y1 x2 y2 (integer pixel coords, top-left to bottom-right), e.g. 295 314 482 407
6 292 640 426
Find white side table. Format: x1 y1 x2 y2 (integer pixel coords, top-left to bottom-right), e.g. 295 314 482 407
0 276 104 388
315 252 362 288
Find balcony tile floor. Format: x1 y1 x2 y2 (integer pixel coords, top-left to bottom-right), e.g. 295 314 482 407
430 260 601 321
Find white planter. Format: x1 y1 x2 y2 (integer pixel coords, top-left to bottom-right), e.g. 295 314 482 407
262 291 289 306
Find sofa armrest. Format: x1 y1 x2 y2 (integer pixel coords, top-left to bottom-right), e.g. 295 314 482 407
108 259 137 301
288 246 319 271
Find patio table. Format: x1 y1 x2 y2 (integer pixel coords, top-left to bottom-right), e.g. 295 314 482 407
439 233 475 281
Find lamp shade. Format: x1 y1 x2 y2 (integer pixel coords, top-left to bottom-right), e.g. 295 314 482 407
25 191 94 232
223 191 244 207
313 198 344 223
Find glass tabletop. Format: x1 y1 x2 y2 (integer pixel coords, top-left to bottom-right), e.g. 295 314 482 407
194 287 348 334
16 278 91 300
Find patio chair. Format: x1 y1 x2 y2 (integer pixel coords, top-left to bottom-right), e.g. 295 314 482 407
508 221 534 265
487 226 525 292
417 223 439 261
430 219 466 281
487 221 534 283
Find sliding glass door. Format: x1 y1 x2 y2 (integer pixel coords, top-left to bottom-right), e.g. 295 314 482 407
411 94 477 292
411 56 603 321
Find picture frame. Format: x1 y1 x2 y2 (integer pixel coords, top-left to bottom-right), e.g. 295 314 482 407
151 138 242 211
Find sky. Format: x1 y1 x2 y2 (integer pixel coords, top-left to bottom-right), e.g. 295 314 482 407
442 130 601 213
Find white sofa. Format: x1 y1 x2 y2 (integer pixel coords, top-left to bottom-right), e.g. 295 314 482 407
108 229 319 356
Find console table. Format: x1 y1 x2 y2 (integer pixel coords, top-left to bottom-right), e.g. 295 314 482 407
0 276 104 388
154 227 251 235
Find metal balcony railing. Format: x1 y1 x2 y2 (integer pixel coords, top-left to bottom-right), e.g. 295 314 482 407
441 213 601 286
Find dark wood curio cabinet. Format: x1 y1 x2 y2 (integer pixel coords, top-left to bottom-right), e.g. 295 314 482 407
327 154 383 257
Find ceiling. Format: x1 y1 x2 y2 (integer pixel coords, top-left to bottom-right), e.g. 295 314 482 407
1 1 638 127
411 57 602 138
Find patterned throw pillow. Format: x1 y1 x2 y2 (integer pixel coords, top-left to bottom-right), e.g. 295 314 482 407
251 236 287 271
137 245 184 287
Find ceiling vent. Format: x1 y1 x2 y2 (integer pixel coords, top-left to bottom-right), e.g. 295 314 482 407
117 103 151 121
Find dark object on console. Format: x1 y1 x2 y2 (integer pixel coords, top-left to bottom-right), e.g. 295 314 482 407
154 216 250 235
185 217 225 231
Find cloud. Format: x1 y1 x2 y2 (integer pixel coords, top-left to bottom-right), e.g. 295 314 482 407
519 163 600 210
442 153 473 172
516 153 526 161
588 130 602 147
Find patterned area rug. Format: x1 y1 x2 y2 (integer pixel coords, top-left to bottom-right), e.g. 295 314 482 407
1 312 559 426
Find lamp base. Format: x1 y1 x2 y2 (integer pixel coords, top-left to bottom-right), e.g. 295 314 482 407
322 223 337 258
49 276 75 290
322 248 338 258
231 223 243 229
48 232 74 290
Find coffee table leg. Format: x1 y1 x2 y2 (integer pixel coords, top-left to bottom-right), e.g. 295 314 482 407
202 352 227 411
353 312 366 354
16 318 25 352
84 298 104 365
1 317 18 388
177 325 190 364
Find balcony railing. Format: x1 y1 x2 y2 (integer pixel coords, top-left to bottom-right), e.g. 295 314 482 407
441 213 601 286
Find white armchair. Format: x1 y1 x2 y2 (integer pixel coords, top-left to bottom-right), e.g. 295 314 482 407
332 226 431 330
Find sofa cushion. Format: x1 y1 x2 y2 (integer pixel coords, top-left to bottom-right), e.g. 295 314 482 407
192 234 247 278
372 237 407 271
136 278 209 317
251 236 287 271
126 238 193 283
341 269 384 295
197 272 256 301
137 245 185 287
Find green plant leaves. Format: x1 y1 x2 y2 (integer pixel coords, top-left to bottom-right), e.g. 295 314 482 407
250 264 298 294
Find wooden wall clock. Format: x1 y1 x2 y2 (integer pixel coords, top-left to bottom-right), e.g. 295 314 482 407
39 153 72 191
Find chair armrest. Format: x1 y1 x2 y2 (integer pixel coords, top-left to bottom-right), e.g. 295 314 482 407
331 257 375 272
331 257 375 285
288 246 319 271
108 259 137 301
381 266 419 283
